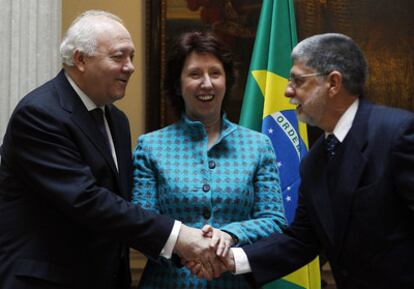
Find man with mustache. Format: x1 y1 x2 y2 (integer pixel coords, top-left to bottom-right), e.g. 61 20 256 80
190 33 414 289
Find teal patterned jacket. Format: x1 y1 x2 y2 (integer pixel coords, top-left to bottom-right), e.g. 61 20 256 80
132 114 287 289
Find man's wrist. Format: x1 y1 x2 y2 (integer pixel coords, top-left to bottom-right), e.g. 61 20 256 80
231 247 252 274
160 220 181 258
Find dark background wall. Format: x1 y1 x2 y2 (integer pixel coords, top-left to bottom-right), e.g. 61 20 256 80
147 0 414 147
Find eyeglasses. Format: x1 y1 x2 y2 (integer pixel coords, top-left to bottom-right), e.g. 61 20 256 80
288 72 328 88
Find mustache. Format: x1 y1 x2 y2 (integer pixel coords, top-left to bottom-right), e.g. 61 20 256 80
289 98 301 105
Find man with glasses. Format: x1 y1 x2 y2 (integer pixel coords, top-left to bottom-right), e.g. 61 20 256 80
189 33 414 289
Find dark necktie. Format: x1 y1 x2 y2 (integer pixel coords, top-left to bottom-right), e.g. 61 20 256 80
90 107 111 152
324 134 340 159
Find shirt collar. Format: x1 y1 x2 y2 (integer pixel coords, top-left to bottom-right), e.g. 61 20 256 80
326 98 359 142
65 72 102 112
181 112 237 139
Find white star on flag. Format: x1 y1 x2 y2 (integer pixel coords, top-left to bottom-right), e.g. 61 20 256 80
286 195 292 202
287 186 291 191
268 128 273 134
277 161 282 168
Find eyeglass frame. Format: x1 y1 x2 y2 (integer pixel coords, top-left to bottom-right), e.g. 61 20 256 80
287 72 329 89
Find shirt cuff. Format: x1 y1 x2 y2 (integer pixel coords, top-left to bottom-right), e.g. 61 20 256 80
159 220 182 259
232 247 252 275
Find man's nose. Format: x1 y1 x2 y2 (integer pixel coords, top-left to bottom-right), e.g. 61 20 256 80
285 84 295 98
123 58 135 74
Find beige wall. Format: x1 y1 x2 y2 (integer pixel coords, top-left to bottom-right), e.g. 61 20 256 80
62 0 146 147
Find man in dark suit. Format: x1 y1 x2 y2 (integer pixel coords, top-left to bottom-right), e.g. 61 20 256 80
0 10 218 289
190 33 414 289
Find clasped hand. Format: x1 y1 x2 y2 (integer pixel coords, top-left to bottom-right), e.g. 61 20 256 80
174 224 235 280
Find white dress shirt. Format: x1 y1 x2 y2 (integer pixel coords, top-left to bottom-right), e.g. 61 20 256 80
326 98 359 142
66 73 119 171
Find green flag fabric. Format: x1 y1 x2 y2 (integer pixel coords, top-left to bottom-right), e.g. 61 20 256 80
239 1 321 289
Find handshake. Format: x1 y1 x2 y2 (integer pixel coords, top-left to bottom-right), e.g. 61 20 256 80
173 224 237 280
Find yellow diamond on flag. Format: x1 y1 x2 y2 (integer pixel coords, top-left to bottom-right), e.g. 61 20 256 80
252 70 295 118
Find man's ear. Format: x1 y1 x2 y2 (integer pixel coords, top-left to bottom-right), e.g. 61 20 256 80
327 70 342 97
72 50 87 72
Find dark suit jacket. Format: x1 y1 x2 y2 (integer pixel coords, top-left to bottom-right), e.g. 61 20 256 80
243 100 414 289
0 70 174 289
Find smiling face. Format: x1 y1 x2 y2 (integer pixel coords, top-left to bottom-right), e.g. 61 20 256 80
285 61 329 127
180 51 226 124
78 19 135 106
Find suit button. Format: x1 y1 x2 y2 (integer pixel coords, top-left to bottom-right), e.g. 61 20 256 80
203 208 211 219
202 184 210 192
208 160 216 169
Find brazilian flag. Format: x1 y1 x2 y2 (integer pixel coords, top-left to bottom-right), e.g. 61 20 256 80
239 0 321 288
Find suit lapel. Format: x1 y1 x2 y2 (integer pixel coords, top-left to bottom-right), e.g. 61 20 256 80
54 70 119 176
72 106 119 175
331 100 372 251
331 136 367 248
304 137 336 245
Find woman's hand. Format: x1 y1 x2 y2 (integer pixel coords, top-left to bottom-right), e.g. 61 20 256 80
201 224 235 257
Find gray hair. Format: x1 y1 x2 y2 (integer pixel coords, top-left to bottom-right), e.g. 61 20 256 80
292 33 367 97
60 10 123 66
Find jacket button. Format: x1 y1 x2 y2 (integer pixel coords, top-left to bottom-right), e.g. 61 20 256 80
203 208 211 219
202 184 210 192
208 160 216 169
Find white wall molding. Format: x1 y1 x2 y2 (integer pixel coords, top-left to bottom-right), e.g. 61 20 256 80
0 0 61 143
